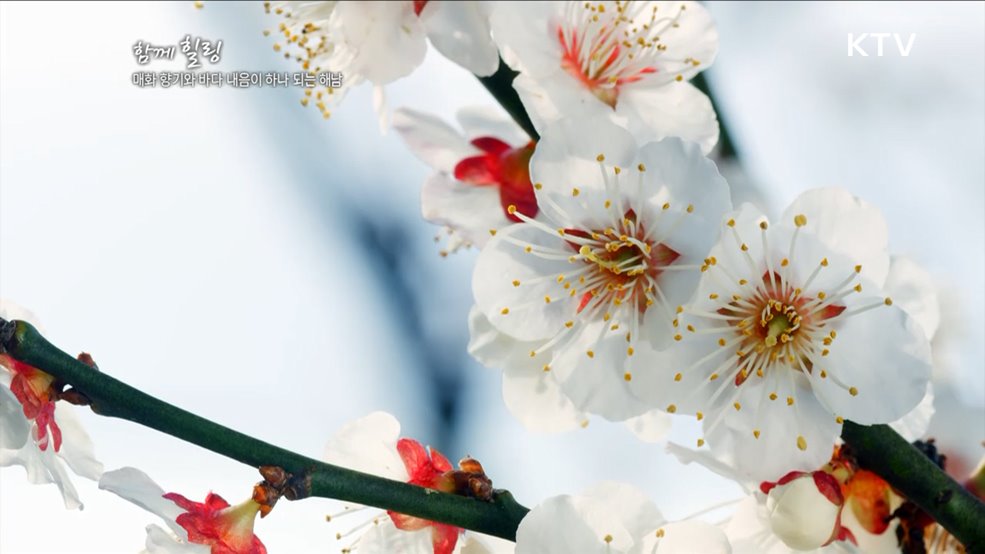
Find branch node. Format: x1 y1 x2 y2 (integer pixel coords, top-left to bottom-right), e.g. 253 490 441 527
0 317 15 355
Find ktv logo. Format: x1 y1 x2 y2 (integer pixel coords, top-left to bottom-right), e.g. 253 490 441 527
847 33 917 57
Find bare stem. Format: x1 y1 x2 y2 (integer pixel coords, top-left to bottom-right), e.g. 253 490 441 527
0 318 529 542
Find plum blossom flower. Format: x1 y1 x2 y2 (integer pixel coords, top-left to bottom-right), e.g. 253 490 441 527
266 1 499 121
393 106 537 254
470 116 731 422
635 188 933 480
515 481 731 553
322 411 512 554
0 300 102 510
99 467 266 554
489 1 720 153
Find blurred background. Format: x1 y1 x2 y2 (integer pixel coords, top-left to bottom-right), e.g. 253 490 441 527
1 1 982 552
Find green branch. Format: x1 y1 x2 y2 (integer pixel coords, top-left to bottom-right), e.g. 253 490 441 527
841 421 985 550
476 59 539 142
0 319 529 542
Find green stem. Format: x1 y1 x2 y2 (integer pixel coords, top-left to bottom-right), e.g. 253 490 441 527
0 319 529 542
476 59 539 141
841 421 985 550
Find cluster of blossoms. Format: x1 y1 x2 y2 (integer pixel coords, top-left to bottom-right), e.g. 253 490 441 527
2 1 979 554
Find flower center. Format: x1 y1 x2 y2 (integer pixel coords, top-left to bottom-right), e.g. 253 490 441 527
670 215 898 452
571 211 679 315
556 1 690 107
759 299 801 348
721 271 840 387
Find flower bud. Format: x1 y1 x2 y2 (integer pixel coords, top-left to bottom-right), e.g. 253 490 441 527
765 471 845 550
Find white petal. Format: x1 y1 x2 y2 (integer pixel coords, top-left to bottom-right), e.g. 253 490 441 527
624 409 672 443
357 518 435 554
488 1 563 75
53 404 103 481
636 137 731 253
421 173 507 249
723 496 773 552
393 108 475 173
456 106 530 146
472 223 577 342
577 482 664 543
514 68 618 138
323 411 408 482
665 442 747 490
99 467 187 537
619 1 719 88
618 83 719 155
143 524 210 554
634 520 731 554
37 445 85 510
0 384 30 450
422 1 499 77
889 382 934 442
516 494 615 554
516 482 662 554
704 371 842 483
1 429 85 510
812 302 931 424
781 188 890 285
467 306 585 432
551 326 655 421
337 1 427 84
883 256 940 341
502 358 587 432
529 113 637 220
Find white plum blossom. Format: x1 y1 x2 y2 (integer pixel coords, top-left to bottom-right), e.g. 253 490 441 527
322 412 513 554
266 1 499 121
0 300 103 510
99 467 266 554
633 188 933 481
515 481 731 554
883 256 940 443
470 116 731 423
393 106 536 254
489 1 720 153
